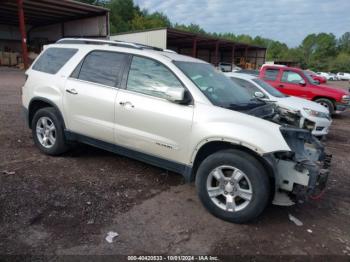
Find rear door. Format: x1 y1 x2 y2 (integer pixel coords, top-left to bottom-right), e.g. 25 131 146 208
277 69 312 99
114 55 193 164
63 50 129 143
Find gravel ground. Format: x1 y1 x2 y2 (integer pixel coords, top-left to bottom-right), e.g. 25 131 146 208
0 67 350 258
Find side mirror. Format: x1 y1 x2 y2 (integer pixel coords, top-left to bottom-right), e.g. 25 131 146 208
165 87 185 103
299 79 306 86
254 91 265 99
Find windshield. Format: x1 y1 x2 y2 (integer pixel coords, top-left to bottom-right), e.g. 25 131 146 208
174 61 265 111
303 70 319 84
252 78 286 98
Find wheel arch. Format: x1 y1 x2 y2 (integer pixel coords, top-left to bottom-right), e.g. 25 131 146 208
189 140 276 187
28 97 66 129
312 96 336 106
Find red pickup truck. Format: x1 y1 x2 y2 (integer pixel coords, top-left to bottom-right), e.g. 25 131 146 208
259 65 350 114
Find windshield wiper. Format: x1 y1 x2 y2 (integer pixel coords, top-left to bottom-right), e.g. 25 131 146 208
249 98 266 104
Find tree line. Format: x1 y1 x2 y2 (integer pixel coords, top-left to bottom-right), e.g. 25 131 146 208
78 0 350 73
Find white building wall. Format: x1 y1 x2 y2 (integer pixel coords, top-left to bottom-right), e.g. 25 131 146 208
110 29 167 49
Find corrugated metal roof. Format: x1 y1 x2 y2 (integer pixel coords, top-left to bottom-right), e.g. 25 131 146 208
0 0 109 26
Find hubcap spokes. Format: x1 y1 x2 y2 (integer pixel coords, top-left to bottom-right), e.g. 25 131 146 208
207 165 253 212
36 117 56 148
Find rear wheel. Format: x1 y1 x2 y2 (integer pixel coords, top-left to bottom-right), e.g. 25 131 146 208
315 98 334 115
32 107 69 155
195 149 270 223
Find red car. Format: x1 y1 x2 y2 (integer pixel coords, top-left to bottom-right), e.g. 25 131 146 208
305 70 327 84
259 65 350 114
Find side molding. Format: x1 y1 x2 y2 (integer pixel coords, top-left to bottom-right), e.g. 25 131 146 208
65 131 193 182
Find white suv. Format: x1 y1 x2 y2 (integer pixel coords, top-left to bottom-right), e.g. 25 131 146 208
22 39 331 223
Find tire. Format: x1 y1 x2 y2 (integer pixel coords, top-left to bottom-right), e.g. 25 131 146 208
195 149 270 223
314 98 335 115
31 107 69 155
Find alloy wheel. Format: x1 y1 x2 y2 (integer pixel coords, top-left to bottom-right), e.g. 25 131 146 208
36 116 56 148
206 165 253 212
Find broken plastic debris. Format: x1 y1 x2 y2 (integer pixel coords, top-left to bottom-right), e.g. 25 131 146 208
307 229 313 233
288 214 303 226
2 170 16 175
105 231 119 243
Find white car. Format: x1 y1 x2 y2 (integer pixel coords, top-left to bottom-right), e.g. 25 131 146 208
337 72 350 80
224 73 332 137
317 72 337 81
22 38 331 223
218 62 242 72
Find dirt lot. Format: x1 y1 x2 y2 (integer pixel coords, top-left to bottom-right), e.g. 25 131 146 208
0 68 350 257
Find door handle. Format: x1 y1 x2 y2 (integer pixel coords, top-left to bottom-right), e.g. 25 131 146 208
119 101 134 108
278 84 284 88
66 88 78 95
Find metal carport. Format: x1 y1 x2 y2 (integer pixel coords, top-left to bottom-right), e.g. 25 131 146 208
111 28 267 69
0 0 109 69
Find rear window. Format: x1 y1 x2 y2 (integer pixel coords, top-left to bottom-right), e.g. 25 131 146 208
264 68 279 81
32 47 77 74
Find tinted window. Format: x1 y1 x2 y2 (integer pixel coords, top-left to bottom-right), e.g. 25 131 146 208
78 51 128 87
264 68 279 80
32 47 77 74
127 56 184 99
281 71 303 83
253 78 286 98
231 77 261 96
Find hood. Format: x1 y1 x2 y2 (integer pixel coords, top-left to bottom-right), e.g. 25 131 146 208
276 96 329 114
317 84 349 96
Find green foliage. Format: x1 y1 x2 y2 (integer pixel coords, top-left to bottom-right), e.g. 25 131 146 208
330 52 350 72
77 0 350 72
174 23 206 34
131 11 171 31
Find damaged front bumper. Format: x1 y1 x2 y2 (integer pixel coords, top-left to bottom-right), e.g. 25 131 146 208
265 126 332 206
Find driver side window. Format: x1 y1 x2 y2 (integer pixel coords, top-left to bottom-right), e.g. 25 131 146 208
281 71 303 84
127 56 184 99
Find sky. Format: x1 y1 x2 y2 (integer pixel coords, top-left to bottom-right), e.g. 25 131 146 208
134 0 350 47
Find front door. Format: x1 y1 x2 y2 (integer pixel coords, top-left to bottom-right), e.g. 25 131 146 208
115 56 194 164
277 70 311 99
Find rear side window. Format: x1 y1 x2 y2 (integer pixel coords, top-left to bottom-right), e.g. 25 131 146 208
264 68 279 81
77 51 129 87
32 47 77 74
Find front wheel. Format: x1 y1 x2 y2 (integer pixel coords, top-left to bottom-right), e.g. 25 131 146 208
195 149 270 223
315 98 334 115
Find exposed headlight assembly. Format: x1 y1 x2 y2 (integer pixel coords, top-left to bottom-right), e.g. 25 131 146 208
303 108 330 119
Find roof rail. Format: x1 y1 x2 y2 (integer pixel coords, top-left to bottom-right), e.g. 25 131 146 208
56 38 168 52
56 38 142 50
